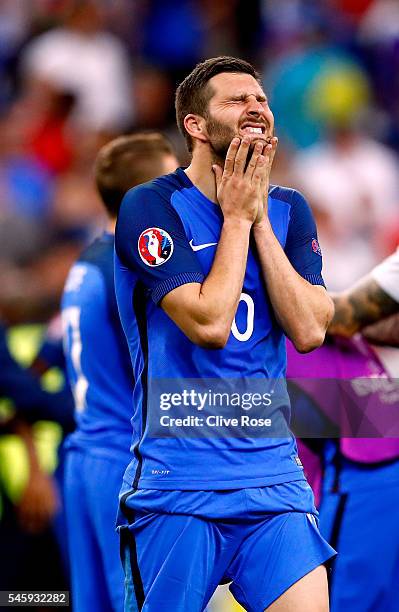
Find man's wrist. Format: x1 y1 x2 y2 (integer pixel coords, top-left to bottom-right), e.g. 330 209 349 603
222 217 253 232
252 217 273 236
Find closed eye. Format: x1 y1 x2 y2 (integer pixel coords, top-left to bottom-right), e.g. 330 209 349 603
230 95 268 104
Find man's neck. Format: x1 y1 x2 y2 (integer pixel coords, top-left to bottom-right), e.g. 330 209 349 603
107 217 116 234
184 148 221 204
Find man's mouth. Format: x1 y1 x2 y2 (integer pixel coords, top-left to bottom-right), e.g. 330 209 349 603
240 123 266 136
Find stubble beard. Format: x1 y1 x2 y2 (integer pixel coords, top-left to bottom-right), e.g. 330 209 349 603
205 115 267 167
205 115 236 165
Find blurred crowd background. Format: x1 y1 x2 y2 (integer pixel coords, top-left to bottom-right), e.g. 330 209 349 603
0 0 399 608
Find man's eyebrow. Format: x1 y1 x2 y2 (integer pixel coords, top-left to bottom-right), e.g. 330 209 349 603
229 92 268 101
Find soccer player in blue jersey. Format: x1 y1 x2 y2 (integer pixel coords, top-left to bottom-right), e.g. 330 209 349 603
115 57 336 611
61 133 178 612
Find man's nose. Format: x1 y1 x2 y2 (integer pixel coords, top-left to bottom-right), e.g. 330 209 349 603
246 96 264 115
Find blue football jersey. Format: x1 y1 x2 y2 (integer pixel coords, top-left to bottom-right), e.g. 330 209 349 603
115 168 325 489
62 232 133 460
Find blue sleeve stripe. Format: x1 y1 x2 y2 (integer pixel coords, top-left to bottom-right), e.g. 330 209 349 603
304 273 326 287
151 272 205 304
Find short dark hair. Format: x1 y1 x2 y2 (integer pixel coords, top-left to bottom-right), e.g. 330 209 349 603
94 132 175 217
175 56 261 153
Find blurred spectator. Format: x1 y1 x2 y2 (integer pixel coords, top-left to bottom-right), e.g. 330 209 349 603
20 0 134 133
292 124 399 290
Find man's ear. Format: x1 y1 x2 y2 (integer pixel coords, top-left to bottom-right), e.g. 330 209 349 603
183 114 208 145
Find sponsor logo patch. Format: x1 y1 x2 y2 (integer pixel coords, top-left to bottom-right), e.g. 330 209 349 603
311 238 322 256
189 239 217 252
138 227 173 267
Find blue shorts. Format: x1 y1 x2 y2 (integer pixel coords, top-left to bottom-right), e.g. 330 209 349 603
118 480 336 612
320 453 399 612
64 449 129 612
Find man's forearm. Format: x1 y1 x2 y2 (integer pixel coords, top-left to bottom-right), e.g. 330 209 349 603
162 218 252 348
362 313 399 347
329 277 399 337
253 220 333 352
199 218 251 326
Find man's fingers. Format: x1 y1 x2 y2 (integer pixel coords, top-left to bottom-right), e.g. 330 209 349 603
223 137 240 177
252 154 266 183
247 141 265 179
266 136 278 168
233 136 250 174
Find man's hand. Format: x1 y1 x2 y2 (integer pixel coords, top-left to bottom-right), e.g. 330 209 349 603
212 137 266 224
13 420 59 534
253 136 278 226
17 470 59 534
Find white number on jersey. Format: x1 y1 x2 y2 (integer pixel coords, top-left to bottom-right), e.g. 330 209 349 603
62 306 89 412
231 293 254 342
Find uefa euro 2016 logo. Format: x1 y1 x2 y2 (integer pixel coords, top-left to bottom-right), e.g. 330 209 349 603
138 227 174 266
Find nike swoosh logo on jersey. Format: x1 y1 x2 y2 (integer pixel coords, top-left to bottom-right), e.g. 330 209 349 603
189 239 218 252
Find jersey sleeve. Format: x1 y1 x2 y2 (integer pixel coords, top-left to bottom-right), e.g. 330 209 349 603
284 190 326 287
115 184 205 304
371 247 399 304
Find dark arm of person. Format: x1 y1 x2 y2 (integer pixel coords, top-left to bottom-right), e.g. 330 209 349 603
329 276 399 337
361 312 399 347
0 327 75 430
14 420 59 534
31 336 67 375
